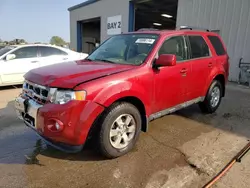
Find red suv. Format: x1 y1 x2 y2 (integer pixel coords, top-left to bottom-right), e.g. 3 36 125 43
15 29 229 158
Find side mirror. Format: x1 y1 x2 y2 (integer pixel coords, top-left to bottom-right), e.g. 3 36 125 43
6 54 16 61
155 54 176 67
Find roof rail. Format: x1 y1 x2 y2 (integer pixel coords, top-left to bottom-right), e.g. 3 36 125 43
137 28 159 31
179 26 210 32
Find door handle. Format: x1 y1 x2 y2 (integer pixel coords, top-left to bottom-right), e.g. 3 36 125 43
62 57 68 60
180 68 187 74
31 61 39 63
208 62 213 67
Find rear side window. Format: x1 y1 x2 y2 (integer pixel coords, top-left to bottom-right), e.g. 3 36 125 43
39 46 67 57
188 36 210 59
207 36 226 56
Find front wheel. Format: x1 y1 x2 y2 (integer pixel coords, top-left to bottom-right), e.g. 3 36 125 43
99 102 141 159
199 80 223 114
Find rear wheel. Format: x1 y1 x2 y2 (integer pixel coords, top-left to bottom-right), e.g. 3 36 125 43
99 102 141 158
199 80 223 114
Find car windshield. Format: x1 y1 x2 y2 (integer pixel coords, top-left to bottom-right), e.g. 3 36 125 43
87 34 159 65
0 46 16 57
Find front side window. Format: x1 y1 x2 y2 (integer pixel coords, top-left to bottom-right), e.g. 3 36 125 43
39 46 67 57
87 34 159 65
158 36 188 62
188 36 210 59
12 47 38 59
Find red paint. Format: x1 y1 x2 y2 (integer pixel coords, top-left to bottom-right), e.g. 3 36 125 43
23 30 229 147
24 61 135 88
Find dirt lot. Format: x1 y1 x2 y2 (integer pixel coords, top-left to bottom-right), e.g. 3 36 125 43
0 83 250 188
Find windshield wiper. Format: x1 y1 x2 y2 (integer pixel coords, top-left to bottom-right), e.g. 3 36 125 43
94 59 116 64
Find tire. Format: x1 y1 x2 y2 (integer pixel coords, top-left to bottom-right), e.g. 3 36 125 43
199 80 223 114
99 102 141 159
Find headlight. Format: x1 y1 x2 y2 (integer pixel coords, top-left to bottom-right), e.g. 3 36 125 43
49 89 86 104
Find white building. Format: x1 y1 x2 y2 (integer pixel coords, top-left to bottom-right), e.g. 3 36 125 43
69 0 250 82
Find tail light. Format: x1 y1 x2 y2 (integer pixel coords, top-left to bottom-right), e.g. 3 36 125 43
225 55 230 77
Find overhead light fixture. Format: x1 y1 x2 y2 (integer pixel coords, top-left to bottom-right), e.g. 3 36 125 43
161 14 173 18
153 23 162 26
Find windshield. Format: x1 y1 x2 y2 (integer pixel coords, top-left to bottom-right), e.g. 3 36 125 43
0 46 16 57
87 34 159 65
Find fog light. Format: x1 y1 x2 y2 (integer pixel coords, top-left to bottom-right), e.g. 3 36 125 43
55 122 60 130
47 119 64 132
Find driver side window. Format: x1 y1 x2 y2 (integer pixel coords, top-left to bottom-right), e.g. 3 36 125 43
158 36 187 62
12 47 38 59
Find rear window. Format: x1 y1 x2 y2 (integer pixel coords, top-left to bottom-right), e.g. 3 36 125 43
207 36 226 56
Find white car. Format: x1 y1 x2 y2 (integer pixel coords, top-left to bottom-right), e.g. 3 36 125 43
0 44 88 86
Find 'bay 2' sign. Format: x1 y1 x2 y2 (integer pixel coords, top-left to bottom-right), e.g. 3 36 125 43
107 15 122 35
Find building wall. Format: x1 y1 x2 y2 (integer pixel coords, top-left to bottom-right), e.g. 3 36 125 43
69 0 130 52
176 0 250 82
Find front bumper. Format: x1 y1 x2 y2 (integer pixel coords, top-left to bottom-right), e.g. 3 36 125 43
23 120 84 153
15 96 104 153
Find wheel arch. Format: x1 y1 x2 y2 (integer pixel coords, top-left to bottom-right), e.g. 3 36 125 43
214 74 225 97
113 96 148 132
87 95 149 143
205 73 226 97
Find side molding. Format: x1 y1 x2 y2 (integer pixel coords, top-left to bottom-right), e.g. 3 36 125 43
149 97 205 121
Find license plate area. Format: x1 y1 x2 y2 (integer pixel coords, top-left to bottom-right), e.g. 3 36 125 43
15 96 43 129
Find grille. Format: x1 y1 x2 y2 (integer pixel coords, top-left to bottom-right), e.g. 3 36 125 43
23 81 49 104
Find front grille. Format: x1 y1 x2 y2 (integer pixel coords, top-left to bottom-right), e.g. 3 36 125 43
23 81 49 104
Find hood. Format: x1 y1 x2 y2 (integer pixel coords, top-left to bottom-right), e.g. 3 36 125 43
24 60 135 88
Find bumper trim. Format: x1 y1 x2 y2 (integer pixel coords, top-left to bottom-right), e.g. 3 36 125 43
24 121 84 153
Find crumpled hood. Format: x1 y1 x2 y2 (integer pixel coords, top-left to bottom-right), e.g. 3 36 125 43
24 60 135 88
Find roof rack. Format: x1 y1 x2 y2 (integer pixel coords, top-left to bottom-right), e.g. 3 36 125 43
179 26 210 32
137 28 159 31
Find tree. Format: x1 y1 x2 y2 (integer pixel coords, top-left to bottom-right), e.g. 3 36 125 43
50 36 66 46
19 39 26 44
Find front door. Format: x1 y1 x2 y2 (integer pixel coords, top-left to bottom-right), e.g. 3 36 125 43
152 35 191 113
1 46 40 84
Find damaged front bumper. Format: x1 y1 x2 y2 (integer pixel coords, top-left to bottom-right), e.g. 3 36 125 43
15 96 84 153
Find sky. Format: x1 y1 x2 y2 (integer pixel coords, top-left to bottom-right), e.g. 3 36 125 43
0 0 86 43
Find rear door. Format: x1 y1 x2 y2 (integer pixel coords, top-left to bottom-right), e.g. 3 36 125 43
186 35 213 100
1 46 40 84
207 35 229 79
38 46 70 67
152 35 192 113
